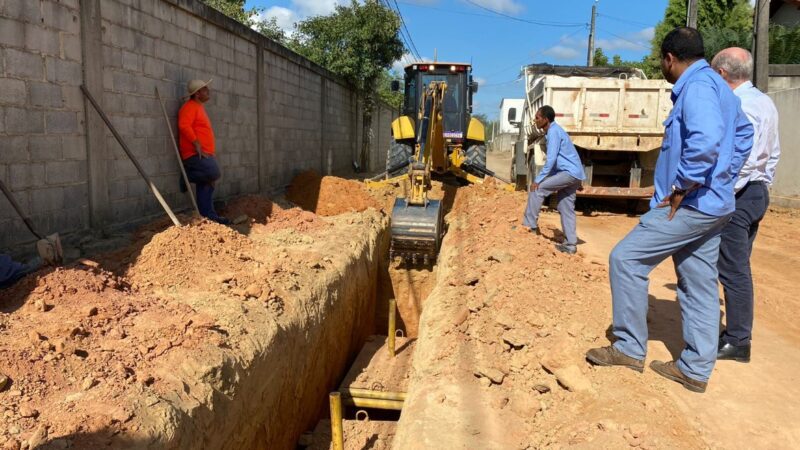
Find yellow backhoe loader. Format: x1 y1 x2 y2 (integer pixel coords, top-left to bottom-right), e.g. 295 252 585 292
369 62 503 264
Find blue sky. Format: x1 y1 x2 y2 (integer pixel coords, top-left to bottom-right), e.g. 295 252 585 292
246 0 669 119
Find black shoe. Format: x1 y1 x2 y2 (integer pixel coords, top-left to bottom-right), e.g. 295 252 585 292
555 243 576 254
529 227 541 235
717 341 750 363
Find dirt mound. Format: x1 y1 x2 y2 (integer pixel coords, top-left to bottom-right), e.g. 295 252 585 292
223 194 328 234
2 265 129 310
122 219 252 291
287 171 381 216
0 265 221 448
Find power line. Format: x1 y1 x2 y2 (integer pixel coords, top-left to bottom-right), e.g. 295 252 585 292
397 1 585 28
378 0 421 61
390 0 422 61
463 0 586 28
596 27 651 50
596 13 654 29
478 25 587 81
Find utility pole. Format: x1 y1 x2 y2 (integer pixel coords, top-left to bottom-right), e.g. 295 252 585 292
586 1 597 66
687 0 698 28
753 0 771 91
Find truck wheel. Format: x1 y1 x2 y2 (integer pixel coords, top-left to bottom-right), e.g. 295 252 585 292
464 144 487 177
386 139 413 177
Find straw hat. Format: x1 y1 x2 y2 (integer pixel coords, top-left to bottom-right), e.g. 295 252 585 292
186 78 212 97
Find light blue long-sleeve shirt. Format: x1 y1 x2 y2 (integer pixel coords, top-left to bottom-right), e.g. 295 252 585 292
651 59 753 217
534 122 586 184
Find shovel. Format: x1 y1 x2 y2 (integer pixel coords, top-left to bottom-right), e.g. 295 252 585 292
0 177 63 265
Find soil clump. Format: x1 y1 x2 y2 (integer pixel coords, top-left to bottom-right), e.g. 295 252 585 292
287 171 381 216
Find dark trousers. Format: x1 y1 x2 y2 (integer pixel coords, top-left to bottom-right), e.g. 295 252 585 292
182 155 221 219
718 181 770 347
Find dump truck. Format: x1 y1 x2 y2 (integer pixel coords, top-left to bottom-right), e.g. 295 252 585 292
510 64 673 198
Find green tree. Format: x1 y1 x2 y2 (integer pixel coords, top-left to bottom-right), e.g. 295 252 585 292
593 48 609 66
645 0 754 77
256 16 287 43
202 0 288 43
202 0 259 26
377 70 404 110
291 0 404 171
770 24 800 64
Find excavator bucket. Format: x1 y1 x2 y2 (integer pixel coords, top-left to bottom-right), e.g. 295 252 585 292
389 197 443 265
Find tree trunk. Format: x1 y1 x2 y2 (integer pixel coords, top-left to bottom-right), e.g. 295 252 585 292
359 83 376 173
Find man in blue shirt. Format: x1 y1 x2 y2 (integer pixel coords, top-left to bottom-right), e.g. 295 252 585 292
586 27 753 393
521 105 586 254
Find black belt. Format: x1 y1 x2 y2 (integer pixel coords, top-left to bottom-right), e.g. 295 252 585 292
746 180 767 186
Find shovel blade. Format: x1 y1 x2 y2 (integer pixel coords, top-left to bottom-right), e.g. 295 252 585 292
36 233 63 266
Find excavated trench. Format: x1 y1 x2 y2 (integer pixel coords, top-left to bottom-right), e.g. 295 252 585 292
0 173 454 450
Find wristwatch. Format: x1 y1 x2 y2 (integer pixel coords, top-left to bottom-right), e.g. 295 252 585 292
671 185 687 196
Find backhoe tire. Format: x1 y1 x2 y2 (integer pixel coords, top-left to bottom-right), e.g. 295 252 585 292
464 144 487 177
386 139 413 177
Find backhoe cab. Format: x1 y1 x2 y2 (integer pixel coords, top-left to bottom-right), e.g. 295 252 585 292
385 62 487 180
376 62 491 265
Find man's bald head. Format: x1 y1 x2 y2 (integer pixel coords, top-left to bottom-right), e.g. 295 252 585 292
711 47 753 89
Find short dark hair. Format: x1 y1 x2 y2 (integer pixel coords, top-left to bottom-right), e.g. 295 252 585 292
538 105 555 122
661 27 705 61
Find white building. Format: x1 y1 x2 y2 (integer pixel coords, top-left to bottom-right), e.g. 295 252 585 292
491 98 524 153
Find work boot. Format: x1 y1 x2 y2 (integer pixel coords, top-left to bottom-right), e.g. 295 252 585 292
585 346 644 373
649 360 707 393
555 243 576 254
717 340 751 363
0 372 9 392
529 227 541 236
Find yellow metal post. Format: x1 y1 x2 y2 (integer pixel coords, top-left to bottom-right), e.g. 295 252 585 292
388 299 397 357
329 392 344 450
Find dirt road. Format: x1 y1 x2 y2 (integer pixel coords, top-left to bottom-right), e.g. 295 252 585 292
551 210 800 449
483 151 800 447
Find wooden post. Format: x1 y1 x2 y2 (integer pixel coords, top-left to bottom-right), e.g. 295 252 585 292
686 0 698 28
753 0 771 92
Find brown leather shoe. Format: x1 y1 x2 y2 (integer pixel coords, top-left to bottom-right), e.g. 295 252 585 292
650 360 707 393
586 346 644 373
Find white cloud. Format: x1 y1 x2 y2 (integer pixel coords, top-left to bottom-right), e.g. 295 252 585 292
463 0 524 15
391 52 431 73
542 45 582 60
293 0 345 17
260 0 349 33
258 7 298 32
541 27 652 61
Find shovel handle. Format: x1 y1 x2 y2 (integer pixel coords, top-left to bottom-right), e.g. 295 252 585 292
0 177 44 239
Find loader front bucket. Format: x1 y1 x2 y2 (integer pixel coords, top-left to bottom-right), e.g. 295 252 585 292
389 197 443 265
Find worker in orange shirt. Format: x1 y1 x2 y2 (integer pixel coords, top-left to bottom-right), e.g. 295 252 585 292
178 79 230 224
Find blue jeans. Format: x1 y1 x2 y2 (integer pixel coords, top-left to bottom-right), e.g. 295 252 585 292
718 182 769 346
610 206 730 382
522 171 581 247
182 155 222 220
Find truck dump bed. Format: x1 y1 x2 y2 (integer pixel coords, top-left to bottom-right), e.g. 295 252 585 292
514 64 673 198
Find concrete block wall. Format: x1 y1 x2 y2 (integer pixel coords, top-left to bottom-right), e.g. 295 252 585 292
0 0 395 253
98 0 259 222
0 0 89 250
769 87 800 207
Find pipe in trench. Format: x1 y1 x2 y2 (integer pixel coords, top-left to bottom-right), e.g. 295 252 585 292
340 388 407 401
343 397 404 411
388 298 397 357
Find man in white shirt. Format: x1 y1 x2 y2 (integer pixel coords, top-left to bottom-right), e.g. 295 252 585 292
711 47 781 362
